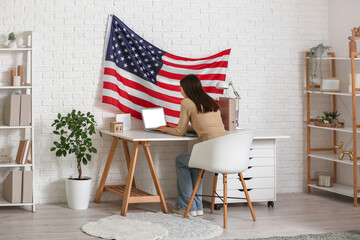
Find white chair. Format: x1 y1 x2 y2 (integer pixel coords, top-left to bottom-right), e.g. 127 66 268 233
183 130 256 228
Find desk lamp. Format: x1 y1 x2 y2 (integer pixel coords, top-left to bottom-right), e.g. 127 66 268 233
216 81 241 128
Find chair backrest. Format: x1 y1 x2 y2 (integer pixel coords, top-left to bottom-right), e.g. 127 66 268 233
188 130 255 174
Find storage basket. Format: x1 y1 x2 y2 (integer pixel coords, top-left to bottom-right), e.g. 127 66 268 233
315 172 332 187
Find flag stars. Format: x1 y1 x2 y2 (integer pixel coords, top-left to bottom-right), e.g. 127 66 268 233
130 62 134 66
117 50 121 54
139 39 143 43
131 33 135 37
126 34 130 38
124 63 128 68
155 63 159 67
144 58 149 62
117 35 122 39
150 70 154 74
148 45 152 49
127 56 131 59
121 42 125 46
134 69 138 73
110 55 114 59
115 43 118 48
113 37 115 41
120 57 125 61
147 64 151 68
131 47 135 51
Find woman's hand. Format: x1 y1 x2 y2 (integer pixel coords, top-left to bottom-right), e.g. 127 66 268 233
166 124 176 128
156 125 168 132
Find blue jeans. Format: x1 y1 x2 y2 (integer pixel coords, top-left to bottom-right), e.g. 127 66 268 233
175 152 203 211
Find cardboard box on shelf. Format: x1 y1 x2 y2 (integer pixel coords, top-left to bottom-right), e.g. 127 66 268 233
3 170 22 203
3 94 21 126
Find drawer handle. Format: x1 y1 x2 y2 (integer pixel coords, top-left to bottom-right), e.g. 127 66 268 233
250 148 253 151
238 189 252 192
243 177 252 180
247 166 253 169
249 157 253 160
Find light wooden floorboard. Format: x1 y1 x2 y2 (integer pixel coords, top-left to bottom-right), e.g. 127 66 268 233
0 192 359 239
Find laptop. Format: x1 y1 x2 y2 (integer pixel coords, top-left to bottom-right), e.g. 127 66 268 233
141 107 167 131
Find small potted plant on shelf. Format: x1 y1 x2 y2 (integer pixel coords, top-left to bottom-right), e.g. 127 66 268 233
308 43 331 84
50 109 102 210
329 111 340 124
7 32 17 48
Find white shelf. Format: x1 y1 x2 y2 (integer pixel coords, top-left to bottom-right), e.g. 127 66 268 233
0 196 33 207
307 90 360 97
306 57 360 60
0 125 32 129
308 183 360 198
308 152 360 165
0 86 32 90
0 48 32 51
0 163 32 168
308 124 360 133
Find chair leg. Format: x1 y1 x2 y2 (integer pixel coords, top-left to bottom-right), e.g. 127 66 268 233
223 174 227 228
211 173 218 214
184 169 204 218
239 173 256 221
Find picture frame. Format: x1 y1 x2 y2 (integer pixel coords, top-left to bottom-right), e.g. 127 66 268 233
320 77 342 92
110 122 123 133
115 113 131 130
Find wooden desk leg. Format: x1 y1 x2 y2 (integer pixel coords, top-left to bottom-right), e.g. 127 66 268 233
95 137 119 203
143 142 168 214
121 142 140 216
123 140 136 188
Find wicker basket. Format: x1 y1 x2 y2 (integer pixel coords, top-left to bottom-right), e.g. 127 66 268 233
314 121 344 128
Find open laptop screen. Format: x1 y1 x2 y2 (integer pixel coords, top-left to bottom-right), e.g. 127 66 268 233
142 108 167 130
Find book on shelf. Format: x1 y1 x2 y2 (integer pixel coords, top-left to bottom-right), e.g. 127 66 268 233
15 139 31 164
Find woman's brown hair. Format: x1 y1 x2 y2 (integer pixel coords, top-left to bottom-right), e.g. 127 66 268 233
180 74 219 113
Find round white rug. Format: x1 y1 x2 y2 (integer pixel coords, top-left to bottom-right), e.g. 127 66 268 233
82 212 223 240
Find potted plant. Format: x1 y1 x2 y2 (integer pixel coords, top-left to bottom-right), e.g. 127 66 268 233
329 111 341 124
51 109 101 210
8 32 17 48
323 111 332 124
308 43 331 84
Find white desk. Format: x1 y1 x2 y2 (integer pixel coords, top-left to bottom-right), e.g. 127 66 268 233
95 129 197 216
95 129 288 215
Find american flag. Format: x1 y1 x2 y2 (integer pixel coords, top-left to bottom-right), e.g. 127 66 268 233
102 15 231 125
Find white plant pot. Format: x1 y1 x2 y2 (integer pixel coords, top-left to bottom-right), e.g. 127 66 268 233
8 41 17 48
66 177 91 210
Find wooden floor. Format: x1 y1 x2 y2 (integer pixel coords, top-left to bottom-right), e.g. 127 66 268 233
0 192 360 239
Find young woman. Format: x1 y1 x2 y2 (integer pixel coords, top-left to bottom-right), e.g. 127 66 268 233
156 74 227 217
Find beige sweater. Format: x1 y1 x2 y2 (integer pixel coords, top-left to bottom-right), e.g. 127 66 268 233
164 98 227 141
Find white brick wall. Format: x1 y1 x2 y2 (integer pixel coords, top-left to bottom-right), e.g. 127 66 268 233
0 0 329 204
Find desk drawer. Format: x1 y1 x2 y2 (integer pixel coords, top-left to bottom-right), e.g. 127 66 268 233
251 139 275 149
214 177 275 190
215 188 275 203
249 157 274 167
242 166 275 178
250 148 274 158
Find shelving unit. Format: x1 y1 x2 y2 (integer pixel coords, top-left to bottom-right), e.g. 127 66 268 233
306 51 360 206
0 32 35 212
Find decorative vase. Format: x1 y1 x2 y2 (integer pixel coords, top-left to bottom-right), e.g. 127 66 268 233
65 177 91 210
8 41 17 48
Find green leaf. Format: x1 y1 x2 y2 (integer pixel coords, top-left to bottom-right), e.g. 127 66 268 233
82 158 88 165
53 131 60 135
56 149 62 157
91 147 97 153
58 113 61 119
50 147 56 151
86 154 91 160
